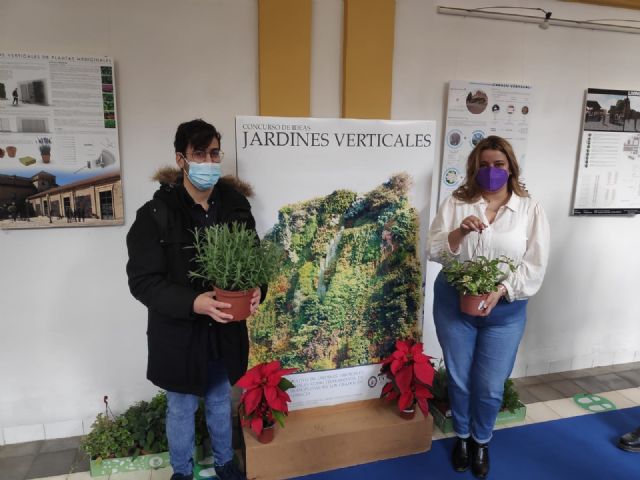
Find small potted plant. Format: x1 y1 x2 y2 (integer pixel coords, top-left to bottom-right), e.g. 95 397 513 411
237 360 297 443
441 252 517 316
430 365 526 433
6 146 17 158
189 222 283 321
36 137 52 163
380 338 435 420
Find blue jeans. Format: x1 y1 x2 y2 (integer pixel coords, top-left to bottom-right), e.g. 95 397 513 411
433 272 527 444
166 359 234 475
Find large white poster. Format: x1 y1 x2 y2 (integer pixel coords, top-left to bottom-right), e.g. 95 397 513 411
573 88 640 215
236 116 436 409
440 80 533 203
0 52 122 228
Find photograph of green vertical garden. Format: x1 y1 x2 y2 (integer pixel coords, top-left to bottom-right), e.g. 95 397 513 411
249 172 422 372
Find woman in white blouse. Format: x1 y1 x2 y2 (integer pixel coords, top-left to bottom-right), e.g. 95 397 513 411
427 136 550 479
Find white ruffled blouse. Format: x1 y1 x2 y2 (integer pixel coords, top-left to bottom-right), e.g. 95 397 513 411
426 193 550 301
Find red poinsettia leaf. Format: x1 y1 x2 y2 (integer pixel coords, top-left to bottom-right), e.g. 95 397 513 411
398 390 414 411
250 416 263 436
394 365 413 393
414 362 435 386
390 358 407 376
417 397 429 416
382 388 400 402
381 382 395 396
395 339 410 353
414 383 433 400
242 387 263 415
236 366 262 389
263 360 281 376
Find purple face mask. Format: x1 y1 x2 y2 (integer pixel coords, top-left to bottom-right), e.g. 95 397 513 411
476 167 509 192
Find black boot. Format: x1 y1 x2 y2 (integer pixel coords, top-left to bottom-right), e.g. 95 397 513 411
618 426 640 452
472 441 490 479
452 436 471 472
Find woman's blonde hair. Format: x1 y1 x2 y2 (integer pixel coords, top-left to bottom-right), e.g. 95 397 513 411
453 135 528 202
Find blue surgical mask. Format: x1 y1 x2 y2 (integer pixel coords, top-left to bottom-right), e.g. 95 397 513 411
184 160 221 191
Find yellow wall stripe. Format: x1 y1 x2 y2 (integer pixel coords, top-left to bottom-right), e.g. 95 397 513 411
259 0 312 117
342 0 395 119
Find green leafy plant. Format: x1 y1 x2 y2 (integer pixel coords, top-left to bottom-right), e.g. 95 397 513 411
441 252 517 296
190 222 283 291
80 413 134 462
501 378 521 413
430 364 521 412
82 392 208 461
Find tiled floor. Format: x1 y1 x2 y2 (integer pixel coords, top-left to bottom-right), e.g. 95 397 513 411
3 362 640 480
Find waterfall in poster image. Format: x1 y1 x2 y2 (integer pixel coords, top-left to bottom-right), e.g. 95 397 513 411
317 226 344 300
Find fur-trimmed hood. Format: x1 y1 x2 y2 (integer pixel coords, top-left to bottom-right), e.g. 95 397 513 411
152 166 254 197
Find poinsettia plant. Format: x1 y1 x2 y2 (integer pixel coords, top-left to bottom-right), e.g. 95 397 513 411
380 338 435 416
236 360 297 436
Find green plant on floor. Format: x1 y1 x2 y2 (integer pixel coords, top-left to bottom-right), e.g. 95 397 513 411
431 361 448 404
430 364 521 411
81 413 134 461
82 392 208 461
501 378 521 413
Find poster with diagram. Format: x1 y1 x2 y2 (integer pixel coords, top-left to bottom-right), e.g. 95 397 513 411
236 116 436 409
573 88 640 215
0 52 122 229
439 80 533 203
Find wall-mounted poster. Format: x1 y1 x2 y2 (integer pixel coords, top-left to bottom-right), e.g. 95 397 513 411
0 52 122 229
573 88 640 215
236 116 436 409
439 80 533 203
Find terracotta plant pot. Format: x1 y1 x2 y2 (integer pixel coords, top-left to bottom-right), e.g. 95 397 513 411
213 287 254 321
6 146 17 158
42 154 51 164
399 407 416 420
257 422 275 444
460 293 489 316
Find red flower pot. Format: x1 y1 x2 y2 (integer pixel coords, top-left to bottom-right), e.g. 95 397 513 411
257 423 275 444
460 293 489 316
399 407 416 420
6 146 17 158
213 287 254 321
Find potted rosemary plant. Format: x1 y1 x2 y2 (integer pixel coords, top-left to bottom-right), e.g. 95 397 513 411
36 137 52 163
441 253 516 316
189 222 282 321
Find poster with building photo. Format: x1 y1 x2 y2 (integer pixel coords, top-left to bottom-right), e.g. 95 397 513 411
0 52 122 229
236 116 436 409
573 88 640 215
439 80 533 203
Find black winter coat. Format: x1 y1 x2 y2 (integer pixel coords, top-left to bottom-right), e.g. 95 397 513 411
126 173 257 396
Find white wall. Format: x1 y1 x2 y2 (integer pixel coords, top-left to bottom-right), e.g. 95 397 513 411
1 0 640 443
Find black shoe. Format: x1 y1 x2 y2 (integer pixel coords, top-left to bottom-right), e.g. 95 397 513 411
170 474 193 480
618 427 640 452
452 436 471 472
472 441 490 479
216 460 247 480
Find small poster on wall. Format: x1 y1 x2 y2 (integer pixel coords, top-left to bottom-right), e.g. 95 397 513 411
0 52 123 229
439 80 533 204
236 116 436 409
573 88 640 215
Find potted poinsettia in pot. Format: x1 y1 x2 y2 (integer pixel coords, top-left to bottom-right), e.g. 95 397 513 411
441 253 516 316
380 338 435 420
189 222 283 321
237 360 297 443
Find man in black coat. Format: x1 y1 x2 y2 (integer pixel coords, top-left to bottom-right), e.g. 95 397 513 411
127 119 259 480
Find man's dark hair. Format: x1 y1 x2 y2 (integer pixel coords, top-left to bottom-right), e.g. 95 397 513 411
174 119 222 155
